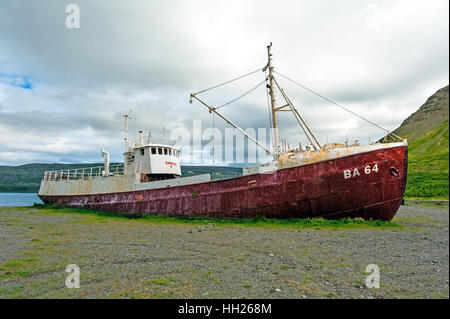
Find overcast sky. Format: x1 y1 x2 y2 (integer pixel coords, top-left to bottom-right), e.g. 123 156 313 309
0 0 448 166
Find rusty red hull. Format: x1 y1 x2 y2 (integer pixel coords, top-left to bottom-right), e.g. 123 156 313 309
39 146 408 220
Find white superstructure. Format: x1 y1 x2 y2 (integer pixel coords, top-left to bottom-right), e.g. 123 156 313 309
38 113 187 196
124 142 181 180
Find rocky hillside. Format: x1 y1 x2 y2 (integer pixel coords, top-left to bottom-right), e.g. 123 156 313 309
392 85 449 141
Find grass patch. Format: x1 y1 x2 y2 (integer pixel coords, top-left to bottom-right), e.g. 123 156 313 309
404 120 449 200
146 276 177 286
0 258 39 280
29 204 403 230
404 171 449 199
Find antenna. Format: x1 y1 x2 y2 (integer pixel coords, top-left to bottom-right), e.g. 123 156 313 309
147 131 153 144
127 108 136 144
123 113 129 152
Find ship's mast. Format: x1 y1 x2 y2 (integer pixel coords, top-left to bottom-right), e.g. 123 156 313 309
266 43 279 155
190 43 322 159
265 43 321 152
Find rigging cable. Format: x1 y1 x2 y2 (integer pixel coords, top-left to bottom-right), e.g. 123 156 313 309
273 71 403 140
216 79 266 110
193 68 263 95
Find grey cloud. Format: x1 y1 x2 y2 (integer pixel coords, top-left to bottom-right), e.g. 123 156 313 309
0 0 448 165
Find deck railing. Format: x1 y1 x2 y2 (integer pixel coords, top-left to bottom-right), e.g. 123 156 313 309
43 164 125 182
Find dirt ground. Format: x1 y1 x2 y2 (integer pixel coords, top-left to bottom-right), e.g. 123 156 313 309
0 205 448 299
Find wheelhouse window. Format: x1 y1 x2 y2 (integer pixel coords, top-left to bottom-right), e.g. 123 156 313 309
140 149 145 156
164 148 168 155
169 149 172 156
151 147 156 154
158 148 162 155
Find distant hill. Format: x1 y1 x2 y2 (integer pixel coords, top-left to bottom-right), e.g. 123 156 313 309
391 85 449 199
0 164 242 193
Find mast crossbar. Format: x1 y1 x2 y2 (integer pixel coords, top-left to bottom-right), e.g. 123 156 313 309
190 94 274 156
272 77 322 149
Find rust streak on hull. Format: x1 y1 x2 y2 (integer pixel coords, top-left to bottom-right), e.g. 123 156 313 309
39 146 408 221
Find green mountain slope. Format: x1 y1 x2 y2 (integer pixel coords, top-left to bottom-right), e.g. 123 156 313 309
392 85 449 199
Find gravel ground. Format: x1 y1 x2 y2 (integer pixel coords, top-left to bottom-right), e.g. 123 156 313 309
0 205 448 299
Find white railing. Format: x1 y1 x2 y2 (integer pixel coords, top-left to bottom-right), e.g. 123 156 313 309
43 163 125 182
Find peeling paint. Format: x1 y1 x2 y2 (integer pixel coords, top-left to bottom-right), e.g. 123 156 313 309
39 143 408 220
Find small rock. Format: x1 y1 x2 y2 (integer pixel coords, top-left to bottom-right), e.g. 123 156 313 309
269 253 274 257
275 288 281 292
301 294 307 298
188 230 193 233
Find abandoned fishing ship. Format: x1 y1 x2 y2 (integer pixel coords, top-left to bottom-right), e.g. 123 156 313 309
38 44 408 220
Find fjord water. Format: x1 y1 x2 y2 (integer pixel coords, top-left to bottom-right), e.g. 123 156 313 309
0 193 43 207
